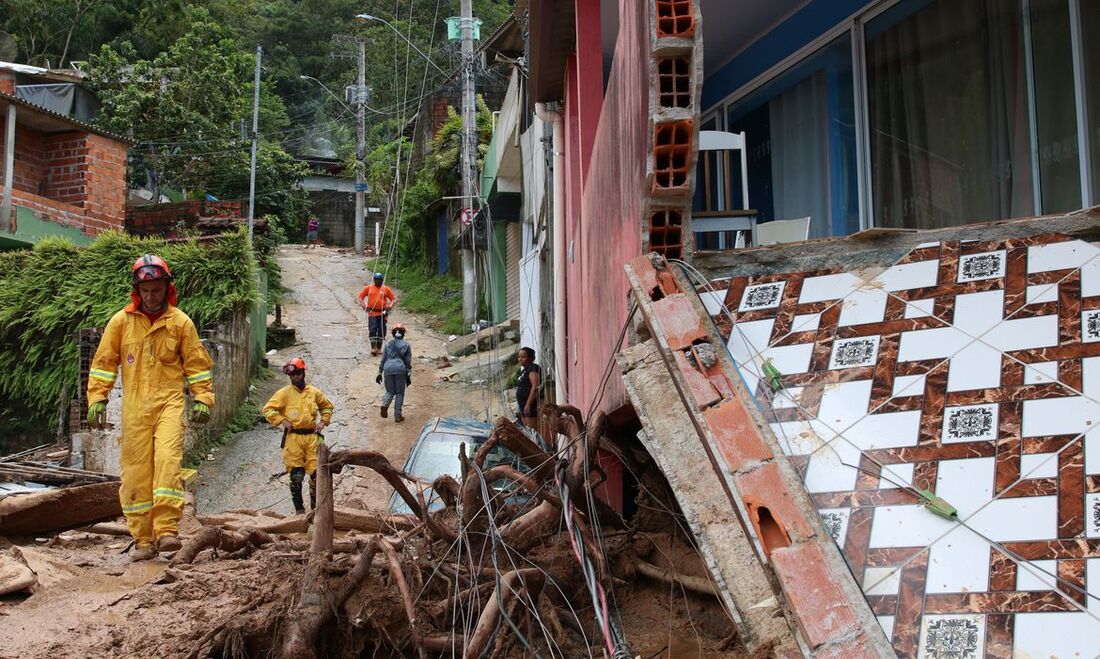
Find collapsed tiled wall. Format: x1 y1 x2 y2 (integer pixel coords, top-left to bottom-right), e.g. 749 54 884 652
641 0 703 261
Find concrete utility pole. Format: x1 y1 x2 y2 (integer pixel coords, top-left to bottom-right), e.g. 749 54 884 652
460 0 477 328
247 45 261 242
354 37 367 254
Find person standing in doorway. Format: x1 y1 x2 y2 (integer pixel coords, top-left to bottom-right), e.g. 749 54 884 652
86 254 214 561
358 272 396 355
376 323 412 423
305 216 320 248
516 347 541 429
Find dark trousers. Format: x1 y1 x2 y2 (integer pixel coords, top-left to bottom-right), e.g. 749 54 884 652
368 314 386 348
382 374 407 416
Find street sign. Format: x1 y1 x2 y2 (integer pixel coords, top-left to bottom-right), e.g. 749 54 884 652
459 207 474 226
354 183 369 192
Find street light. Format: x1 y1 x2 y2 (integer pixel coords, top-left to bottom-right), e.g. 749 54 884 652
298 75 354 113
354 14 446 74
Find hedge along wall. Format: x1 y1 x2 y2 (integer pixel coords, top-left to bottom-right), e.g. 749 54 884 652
0 229 259 445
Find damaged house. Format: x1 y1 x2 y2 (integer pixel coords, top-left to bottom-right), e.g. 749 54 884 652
525 0 1100 655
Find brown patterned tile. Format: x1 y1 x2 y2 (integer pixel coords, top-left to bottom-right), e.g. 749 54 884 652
922 590 1076 613
988 549 1017 591
1058 440 1085 538
985 614 1014 658
892 550 929 659
1057 559 1087 607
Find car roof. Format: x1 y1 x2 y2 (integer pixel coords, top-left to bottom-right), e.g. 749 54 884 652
420 416 492 438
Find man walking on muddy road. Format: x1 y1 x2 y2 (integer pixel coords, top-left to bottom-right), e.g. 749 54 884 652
262 358 334 514
376 323 412 423
86 254 215 561
357 271 396 355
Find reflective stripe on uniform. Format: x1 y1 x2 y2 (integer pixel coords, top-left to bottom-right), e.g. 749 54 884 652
122 500 153 514
186 370 212 384
153 487 185 501
263 409 279 418
320 407 334 414
89 368 117 383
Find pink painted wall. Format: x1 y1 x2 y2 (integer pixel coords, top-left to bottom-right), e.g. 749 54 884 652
565 0 650 412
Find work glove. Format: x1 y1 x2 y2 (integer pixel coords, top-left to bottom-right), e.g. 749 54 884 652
405 374 412 386
86 401 106 427
376 373 383 384
190 402 211 424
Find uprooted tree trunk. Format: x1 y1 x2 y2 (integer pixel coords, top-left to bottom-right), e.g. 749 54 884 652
184 409 637 658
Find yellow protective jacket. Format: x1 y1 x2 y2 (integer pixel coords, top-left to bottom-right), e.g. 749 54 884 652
262 384 334 429
87 304 215 410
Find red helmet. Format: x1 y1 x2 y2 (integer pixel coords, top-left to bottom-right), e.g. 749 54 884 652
132 254 173 285
391 323 407 335
282 357 307 375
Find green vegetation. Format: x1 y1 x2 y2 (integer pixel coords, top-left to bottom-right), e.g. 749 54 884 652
0 229 259 447
370 259 466 336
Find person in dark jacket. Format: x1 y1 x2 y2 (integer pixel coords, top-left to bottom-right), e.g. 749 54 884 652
376 323 412 422
516 347 541 429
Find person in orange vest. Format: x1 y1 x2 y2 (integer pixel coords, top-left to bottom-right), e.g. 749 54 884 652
86 254 214 561
262 357 333 514
357 271 396 355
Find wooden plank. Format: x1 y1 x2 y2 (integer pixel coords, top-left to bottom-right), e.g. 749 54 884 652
0 481 121 536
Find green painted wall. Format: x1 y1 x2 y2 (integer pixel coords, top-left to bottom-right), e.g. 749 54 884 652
0 205 94 251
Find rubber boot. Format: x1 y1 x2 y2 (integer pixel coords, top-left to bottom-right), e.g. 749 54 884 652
131 543 157 562
309 473 317 511
289 467 306 514
380 404 388 418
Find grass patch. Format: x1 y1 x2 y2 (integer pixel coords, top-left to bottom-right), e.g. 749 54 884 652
371 260 466 336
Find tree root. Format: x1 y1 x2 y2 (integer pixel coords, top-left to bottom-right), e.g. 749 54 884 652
170 526 273 566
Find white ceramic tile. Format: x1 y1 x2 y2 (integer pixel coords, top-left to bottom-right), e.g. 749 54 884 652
725 318 773 390
738 281 786 312
1016 559 1058 591
925 526 991 594
876 616 895 641
798 272 862 303
936 457 994 517
918 614 985 658
829 335 881 369
817 508 850 544
869 505 954 548
968 497 1057 541
872 260 940 292
1013 611 1100 658
945 342 1004 392
789 313 820 333
770 386 803 409
1020 452 1059 479
940 404 999 443
802 444 860 493
916 241 940 249
1087 493 1100 538
1081 255 1100 298
1086 426 1100 476
904 298 935 319
880 463 914 489
864 567 902 596
1027 239 1100 273
837 287 889 327
892 374 926 398
770 419 826 456
699 290 726 315
1022 394 1100 437
1023 361 1059 385
1081 309 1100 343
957 249 1007 282
1026 283 1058 304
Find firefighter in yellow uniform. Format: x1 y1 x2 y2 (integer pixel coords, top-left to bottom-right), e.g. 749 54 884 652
262 358 333 514
86 254 214 561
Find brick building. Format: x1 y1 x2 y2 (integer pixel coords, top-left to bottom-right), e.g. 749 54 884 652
0 70 130 249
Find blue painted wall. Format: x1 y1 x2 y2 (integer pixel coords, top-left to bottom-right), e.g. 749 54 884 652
702 0 870 110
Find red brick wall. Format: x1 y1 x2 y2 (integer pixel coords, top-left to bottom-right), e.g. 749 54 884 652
0 119 128 237
0 72 14 95
127 200 244 236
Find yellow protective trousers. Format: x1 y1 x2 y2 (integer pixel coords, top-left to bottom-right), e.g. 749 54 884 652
119 398 187 544
283 432 320 474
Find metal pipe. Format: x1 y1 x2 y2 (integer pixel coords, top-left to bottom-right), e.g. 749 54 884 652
535 102 566 403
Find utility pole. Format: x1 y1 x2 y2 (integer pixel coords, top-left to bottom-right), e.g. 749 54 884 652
460 0 477 328
247 45 261 242
354 37 366 254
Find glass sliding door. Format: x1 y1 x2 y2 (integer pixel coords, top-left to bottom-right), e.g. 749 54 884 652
725 35 859 239
1030 0 1080 213
866 0 1036 228
1083 0 1100 198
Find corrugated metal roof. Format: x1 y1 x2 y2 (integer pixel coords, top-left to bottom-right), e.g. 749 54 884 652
0 90 133 144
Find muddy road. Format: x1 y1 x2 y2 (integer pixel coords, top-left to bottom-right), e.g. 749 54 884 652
198 245 500 513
